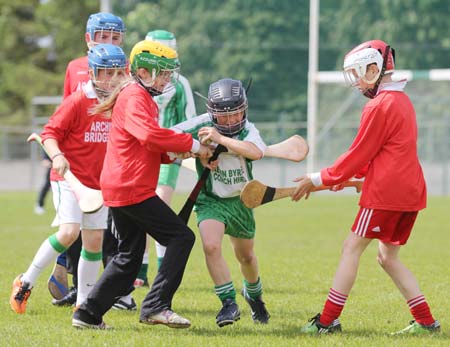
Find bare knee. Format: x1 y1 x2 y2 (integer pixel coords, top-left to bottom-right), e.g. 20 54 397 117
377 252 395 270
57 225 80 247
236 251 256 266
202 241 221 258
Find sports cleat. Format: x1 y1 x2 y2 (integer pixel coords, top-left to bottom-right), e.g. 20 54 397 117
241 289 270 324
392 320 441 335
48 263 69 300
112 297 137 311
300 313 342 334
10 275 32 314
134 278 149 288
72 309 110 330
140 310 191 329
52 286 77 306
216 298 241 327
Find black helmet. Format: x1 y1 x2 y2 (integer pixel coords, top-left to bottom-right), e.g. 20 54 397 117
206 78 248 136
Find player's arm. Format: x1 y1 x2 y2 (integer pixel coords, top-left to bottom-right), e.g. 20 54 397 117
42 138 69 176
292 108 385 201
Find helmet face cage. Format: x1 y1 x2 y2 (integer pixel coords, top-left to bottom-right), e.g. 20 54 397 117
206 78 248 136
343 48 383 86
88 44 127 97
86 13 126 47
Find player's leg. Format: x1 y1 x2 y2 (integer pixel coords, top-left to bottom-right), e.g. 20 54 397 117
133 197 194 328
230 236 269 324
76 205 107 308
11 223 80 314
376 211 440 334
153 184 173 270
153 166 178 269
35 166 51 215
134 235 150 287
301 230 371 334
51 237 81 306
73 205 146 329
11 180 82 314
199 219 240 327
103 212 137 311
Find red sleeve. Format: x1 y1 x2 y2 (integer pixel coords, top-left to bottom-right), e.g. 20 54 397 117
63 65 71 99
160 153 174 164
321 105 387 186
41 95 78 143
123 95 193 153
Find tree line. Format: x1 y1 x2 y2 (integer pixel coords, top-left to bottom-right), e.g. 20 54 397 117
1 0 449 124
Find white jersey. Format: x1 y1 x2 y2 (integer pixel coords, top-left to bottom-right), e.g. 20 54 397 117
173 113 266 198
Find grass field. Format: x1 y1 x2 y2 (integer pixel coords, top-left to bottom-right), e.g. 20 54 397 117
0 192 449 347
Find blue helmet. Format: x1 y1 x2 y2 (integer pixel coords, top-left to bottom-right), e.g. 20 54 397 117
88 43 127 77
86 12 126 41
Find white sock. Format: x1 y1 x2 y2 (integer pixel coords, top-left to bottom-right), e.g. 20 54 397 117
155 242 166 258
22 238 60 287
76 255 101 306
142 251 149 264
119 293 133 305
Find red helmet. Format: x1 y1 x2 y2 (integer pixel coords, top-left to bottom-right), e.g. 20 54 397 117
343 40 395 98
345 40 395 72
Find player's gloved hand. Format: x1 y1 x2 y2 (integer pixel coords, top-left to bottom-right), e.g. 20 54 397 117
52 154 69 176
291 175 314 201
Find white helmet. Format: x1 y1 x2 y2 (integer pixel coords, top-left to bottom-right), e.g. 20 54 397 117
343 40 395 98
145 30 177 51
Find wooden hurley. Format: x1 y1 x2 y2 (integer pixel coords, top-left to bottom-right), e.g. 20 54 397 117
27 133 103 214
240 179 363 209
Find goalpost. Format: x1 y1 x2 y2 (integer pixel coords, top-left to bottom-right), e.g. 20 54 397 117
307 0 450 195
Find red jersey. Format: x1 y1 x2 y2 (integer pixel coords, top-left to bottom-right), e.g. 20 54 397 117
41 81 110 189
100 82 194 207
320 81 426 211
63 56 89 99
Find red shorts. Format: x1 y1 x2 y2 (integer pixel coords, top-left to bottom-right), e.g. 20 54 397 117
351 208 418 245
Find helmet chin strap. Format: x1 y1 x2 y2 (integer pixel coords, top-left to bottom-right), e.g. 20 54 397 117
132 73 162 96
363 46 390 99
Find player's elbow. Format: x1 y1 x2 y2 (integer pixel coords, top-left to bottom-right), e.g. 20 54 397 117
250 149 264 161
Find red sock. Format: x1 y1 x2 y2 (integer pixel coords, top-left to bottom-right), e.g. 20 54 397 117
319 288 348 326
408 295 435 326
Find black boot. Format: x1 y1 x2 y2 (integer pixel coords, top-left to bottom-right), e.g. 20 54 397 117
52 286 77 306
216 298 240 327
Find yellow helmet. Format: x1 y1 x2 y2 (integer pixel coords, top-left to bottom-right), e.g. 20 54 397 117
129 40 180 75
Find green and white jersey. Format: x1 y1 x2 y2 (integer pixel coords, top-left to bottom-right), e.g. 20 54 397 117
154 74 196 128
173 113 266 199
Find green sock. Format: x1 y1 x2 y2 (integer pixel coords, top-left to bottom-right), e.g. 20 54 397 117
244 277 263 300
215 281 236 302
137 263 148 280
156 257 164 270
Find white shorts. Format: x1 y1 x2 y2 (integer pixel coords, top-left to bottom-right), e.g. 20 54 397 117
51 180 108 230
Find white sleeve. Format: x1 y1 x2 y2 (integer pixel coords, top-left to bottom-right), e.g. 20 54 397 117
242 121 267 152
179 75 196 119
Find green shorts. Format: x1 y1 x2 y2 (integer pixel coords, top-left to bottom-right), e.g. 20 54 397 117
158 163 180 189
195 193 255 239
